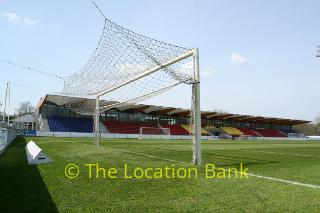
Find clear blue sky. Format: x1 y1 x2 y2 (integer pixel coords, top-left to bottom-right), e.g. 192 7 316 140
0 0 319 121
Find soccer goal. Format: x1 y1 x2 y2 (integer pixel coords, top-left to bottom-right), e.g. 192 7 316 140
238 135 254 140
139 127 171 140
60 18 201 164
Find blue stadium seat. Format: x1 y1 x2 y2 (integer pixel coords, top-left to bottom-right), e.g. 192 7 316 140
48 117 93 133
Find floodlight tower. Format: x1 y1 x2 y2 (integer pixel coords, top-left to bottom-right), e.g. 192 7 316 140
2 82 10 125
317 45 320 57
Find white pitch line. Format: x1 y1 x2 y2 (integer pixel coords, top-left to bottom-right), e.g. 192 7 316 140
82 144 186 164
82 143 320 189
248 173 320 189
111 147 320 189
107 147 188 164
241 149 320 158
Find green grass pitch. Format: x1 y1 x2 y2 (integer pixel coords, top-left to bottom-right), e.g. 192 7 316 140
1 136 320 212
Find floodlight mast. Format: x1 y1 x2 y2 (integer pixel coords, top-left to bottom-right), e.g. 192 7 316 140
2 82 10 125
93 48 201 165
2 82 8 123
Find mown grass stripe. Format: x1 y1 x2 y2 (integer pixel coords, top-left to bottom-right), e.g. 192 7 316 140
100 145 320 190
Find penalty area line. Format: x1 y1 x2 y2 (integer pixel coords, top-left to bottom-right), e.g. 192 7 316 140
107 147 188 164
109 147 320 189
241 149 320 158
83 143 320 189
248 173 320 189
81 143 188 164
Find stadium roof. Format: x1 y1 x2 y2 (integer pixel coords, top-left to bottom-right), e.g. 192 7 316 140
37 94 310 125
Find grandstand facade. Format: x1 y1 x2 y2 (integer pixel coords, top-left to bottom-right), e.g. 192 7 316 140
33 94 309 138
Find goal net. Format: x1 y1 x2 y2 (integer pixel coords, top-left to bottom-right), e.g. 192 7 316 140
59 18 201 164
139 127 171 140
237 135 254 140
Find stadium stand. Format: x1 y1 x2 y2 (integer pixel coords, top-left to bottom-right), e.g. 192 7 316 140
161 124 189 135
181 124 192 134
46 117 293 138
104 121 163 134
48 117 93 133
181 124 210 136
205 125 217 131
205 126 224 136
36 95 310 139
254 129 287 137
280 129 297 135
221 127 243 136
201 128 210 136
237 128 261 137
46 116 293 138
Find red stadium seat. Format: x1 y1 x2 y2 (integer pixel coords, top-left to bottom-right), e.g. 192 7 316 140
161 124 190 135
237 128 261 137
104 121 160 134
254 129 287 137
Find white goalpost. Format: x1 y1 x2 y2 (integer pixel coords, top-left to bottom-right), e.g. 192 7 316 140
192 49 201 165
60 18 202 165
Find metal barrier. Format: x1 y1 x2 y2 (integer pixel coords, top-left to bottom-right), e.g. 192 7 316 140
0 128 17 154
36 130 219 140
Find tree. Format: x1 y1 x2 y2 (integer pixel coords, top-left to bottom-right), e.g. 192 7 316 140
15 101 35 116
294 113 320 136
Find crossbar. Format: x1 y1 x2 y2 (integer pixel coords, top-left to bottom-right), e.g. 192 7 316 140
96 49 194 98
